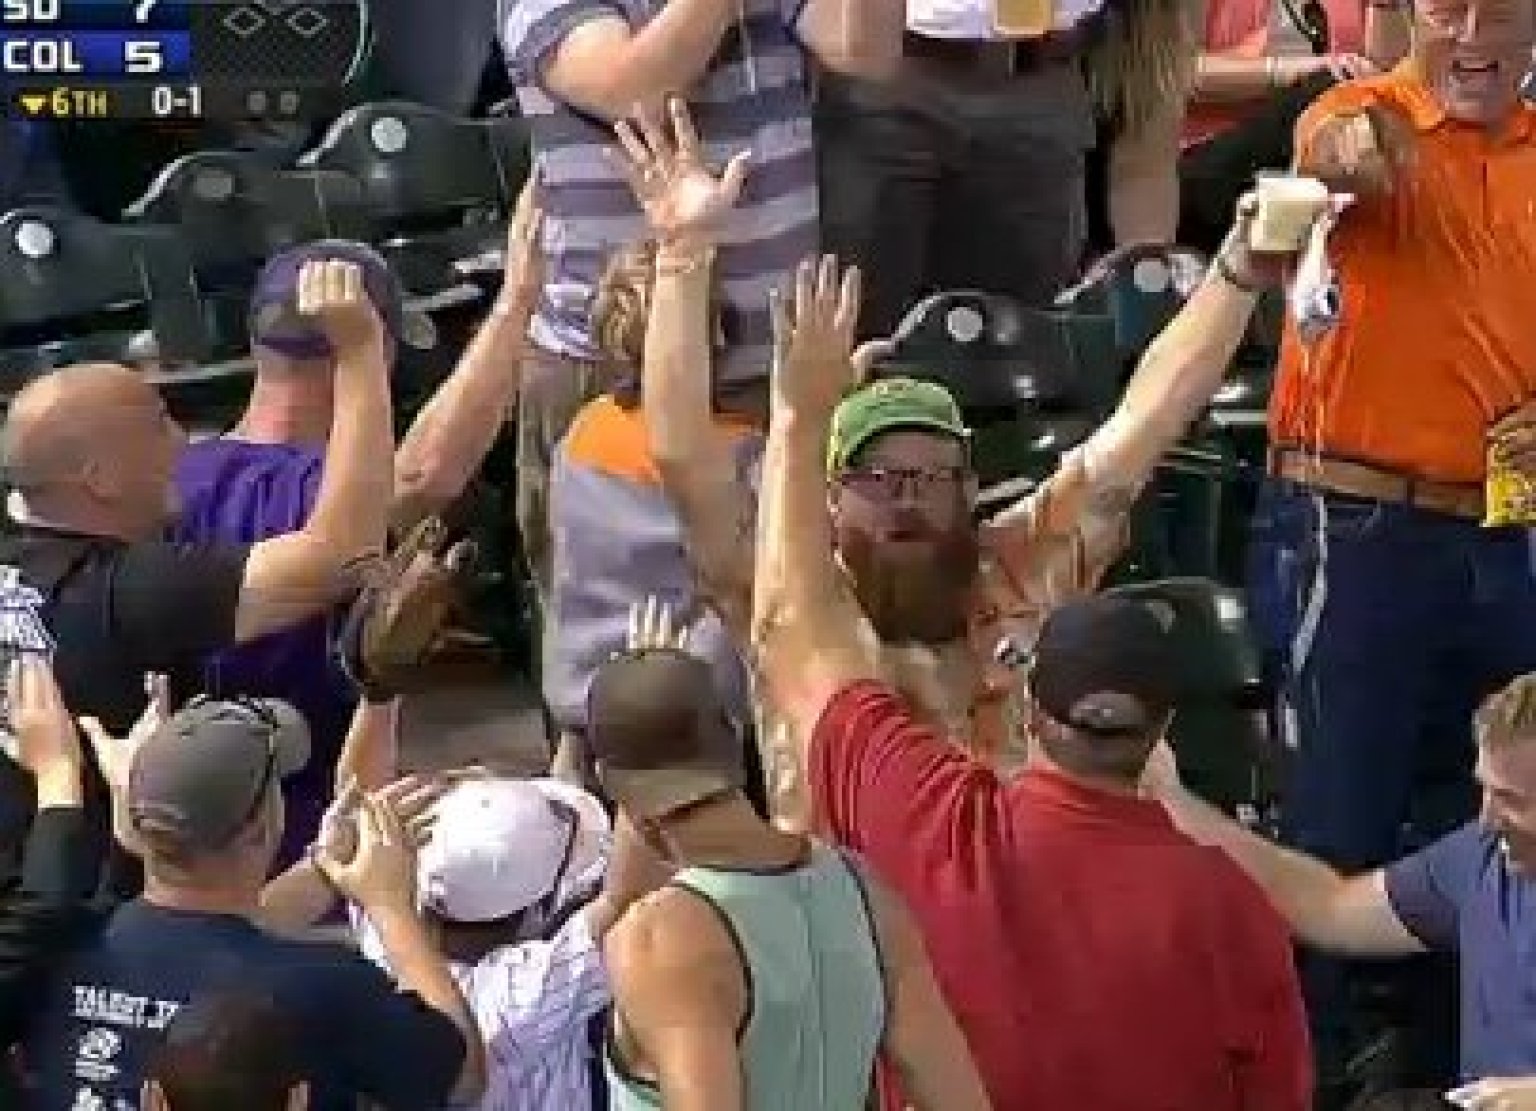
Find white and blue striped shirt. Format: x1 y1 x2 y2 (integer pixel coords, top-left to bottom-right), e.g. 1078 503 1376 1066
353 906 610 1111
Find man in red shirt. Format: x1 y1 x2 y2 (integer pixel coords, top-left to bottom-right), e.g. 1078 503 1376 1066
752 255 1312 1110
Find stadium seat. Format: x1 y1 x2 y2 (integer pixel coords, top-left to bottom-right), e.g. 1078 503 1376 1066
300 102 530 297
1055 242 1207 373
1109 577 1279 824
0 205 209 394
125 150 374 359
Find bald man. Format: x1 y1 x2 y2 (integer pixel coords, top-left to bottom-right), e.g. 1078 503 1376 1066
0 259 394 889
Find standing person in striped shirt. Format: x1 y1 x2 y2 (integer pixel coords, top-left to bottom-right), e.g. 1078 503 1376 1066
496 0 904 774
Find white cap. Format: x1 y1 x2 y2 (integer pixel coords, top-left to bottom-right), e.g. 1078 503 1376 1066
417 777 611 924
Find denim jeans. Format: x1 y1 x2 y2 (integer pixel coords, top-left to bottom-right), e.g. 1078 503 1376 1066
1247 478 1536 1086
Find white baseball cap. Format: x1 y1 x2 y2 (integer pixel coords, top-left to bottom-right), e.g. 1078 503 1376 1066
417 777 611 924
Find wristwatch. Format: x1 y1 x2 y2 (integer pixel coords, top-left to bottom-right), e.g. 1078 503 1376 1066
1213 252 1264 294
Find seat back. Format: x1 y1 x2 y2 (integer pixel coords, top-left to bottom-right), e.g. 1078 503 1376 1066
1107 577 1277 817
300 102 530 296
302 102 528 231
125 149 376 358
875 290 1121 418
1055 243 1208 371
0 205 209 394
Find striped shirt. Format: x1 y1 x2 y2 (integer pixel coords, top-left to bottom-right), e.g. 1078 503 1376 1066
499 0 818 385
354 906 610 1111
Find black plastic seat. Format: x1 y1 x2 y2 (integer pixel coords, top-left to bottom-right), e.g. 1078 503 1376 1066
300 102 530 295
124 150 375 358
0 206 209 397
1108 577 1278 820
1055 243 1208 371
873 290 1122 421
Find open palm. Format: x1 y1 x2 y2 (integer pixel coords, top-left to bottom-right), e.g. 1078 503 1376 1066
614 97 750 247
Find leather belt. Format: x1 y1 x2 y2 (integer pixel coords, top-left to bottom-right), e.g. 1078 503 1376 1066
1267 446 1485 520
900 26 1093 82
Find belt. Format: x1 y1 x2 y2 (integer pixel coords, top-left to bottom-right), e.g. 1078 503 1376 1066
900 26 1093 82
1267 446 1485 520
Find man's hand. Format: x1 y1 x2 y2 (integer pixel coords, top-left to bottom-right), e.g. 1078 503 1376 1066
314 790 419 915
769 254 863 418
78 672 170 800
7 656 83 802
1448 1077 1536 1110
297 259 386 358
498 175 545 314
1298 106 1414 194
318 774 445 865
626 595 691 654
613 96 751 251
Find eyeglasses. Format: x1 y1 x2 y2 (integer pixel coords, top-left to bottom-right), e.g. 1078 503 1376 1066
835 465 968 502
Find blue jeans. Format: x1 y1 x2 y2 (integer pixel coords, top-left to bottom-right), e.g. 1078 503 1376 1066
1248 479 1536 1083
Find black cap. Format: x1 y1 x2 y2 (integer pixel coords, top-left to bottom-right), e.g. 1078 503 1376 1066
127 698 310 855
1028 595 1179 737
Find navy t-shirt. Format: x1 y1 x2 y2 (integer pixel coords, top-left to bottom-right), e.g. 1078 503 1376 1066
1386 821 1536 1081
21 901 465 1110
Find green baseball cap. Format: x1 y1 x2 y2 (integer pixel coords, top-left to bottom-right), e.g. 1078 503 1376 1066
827 377 970 473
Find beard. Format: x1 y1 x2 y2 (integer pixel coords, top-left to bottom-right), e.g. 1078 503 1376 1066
838 511 981 645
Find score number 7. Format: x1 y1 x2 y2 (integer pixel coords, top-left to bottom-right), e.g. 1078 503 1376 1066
134 0 157 21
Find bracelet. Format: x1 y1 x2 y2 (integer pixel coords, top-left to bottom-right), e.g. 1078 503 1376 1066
1213 252 1264 294
656 247 716 278
1265 56 1281 88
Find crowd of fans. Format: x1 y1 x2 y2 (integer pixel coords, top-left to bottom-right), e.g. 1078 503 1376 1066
0 0 1534 1107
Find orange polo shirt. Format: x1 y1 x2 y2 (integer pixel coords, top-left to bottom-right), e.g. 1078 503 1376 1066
1269 65 1536 483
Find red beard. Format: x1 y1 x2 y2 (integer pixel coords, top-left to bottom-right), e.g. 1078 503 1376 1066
837 511 981 645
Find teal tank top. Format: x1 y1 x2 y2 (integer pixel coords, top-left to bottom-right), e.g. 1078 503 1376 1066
605 841 887 1110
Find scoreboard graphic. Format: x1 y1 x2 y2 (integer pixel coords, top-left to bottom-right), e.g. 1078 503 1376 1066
0 0 368 120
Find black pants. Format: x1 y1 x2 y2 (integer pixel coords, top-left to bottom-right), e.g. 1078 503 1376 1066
1176 72 1336 254
816 62 1097 338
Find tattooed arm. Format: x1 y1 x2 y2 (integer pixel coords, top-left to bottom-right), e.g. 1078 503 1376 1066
996 202 1270 534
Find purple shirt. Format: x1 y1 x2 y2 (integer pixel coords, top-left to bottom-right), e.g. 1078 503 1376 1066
1386 821 1536 1080
172 438 354 862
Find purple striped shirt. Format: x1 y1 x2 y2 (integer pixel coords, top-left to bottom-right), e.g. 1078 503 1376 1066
498 0 818 385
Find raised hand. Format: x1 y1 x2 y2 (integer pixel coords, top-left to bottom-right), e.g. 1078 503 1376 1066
1299 105 1414 194
613 96 751 250
499 174 545 312
313 790 419 915
297 258 385 357
7 656 83 789
626 596 691 654
769 254 863 418
79 672 170 799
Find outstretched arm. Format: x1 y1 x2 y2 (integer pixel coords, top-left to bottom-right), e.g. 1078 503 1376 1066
614 99 759 640
752 255 882 749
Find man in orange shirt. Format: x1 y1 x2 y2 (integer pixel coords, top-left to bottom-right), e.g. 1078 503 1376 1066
1253 0 1536 1094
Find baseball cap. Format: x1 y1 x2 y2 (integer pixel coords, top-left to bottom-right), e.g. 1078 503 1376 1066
826 377 970 473
586 648 742 820
417 777 611 924
128 698 311 855
248 239 436 358
1028 595 1181 737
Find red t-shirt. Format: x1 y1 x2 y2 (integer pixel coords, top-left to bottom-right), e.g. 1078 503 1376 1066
808 681 1311 1111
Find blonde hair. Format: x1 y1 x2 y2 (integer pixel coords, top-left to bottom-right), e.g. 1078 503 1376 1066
590 240 659 373
1086 0 1201 136
1475 673 1536 748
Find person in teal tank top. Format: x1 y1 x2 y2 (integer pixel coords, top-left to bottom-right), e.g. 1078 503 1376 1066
585 601 992 1111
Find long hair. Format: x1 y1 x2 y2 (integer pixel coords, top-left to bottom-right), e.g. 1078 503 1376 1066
1086 0 1201 135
